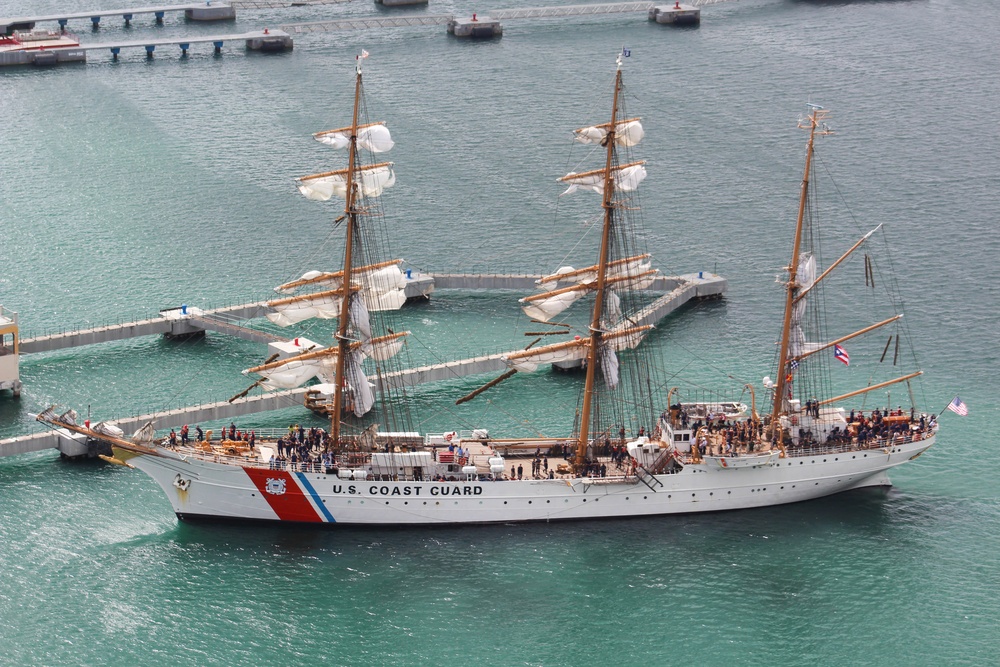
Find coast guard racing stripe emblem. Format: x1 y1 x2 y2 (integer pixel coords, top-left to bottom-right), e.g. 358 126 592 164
243 468 329 523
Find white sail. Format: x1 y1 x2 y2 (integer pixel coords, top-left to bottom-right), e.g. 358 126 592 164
266 293 342 327
536 255 652 289
345 349 375 417
574 119 644 147
254 355 338 390
599 343 619 389
274 260 404 295
362 264 407 312
316 124 394 153
297 165 396 202
349 293 372 345
605 290 621 327
560 164 647 196
789 253 819 358
502 339 589 372
365 333 408 361
520 289 588 322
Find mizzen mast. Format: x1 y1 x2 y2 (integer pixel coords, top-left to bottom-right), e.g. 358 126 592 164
770 105 832 436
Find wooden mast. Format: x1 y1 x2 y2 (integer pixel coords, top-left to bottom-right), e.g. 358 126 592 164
330 61 365 449
575 58 624 473
769 106 830 441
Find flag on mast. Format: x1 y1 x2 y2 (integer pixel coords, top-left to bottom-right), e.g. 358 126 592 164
834 344 850 366
946 396 968 416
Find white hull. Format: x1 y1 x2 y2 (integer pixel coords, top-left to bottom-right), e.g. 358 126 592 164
125 436 934 525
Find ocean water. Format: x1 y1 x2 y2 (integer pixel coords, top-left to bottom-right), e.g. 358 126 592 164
1 0 999 664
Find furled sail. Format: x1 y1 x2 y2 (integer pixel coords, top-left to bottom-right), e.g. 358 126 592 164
559 162 646 196
348 293 372 345
267 290 345 326
535 254 652 289
256 355 339 391
314 123 394 153
344 349 375 417
574 119 644 148
789 253 822 358
521 270 658 322
502 326 650 372
598 342 620 389
274 260 402 295
296 163 396 202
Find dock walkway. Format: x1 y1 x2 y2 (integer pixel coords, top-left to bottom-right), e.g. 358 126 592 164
1 271 724 458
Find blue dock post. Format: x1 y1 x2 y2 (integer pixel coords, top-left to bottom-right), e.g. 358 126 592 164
145 44 155 59
111 46 120 61
179 43 190 56
58 18 68 32
213 40 223 54
123 13 133 27
155 11 165 25
90 16 101 30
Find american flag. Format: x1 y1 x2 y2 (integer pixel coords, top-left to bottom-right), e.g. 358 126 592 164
946 396 969 416
834 344 850 366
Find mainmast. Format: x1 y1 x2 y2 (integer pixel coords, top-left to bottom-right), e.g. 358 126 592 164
575 57 624 472
330 62 365 448
769 105 831 437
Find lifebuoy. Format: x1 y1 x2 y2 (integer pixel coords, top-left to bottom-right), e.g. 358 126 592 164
445 432 454 442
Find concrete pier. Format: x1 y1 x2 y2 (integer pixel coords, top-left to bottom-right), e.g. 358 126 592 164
649 3 701 26
448 15 503 39
0 4 236 35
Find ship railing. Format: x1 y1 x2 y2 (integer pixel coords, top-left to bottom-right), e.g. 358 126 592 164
787 429 931 458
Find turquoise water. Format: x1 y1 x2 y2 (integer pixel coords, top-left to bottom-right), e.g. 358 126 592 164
2 0 999 664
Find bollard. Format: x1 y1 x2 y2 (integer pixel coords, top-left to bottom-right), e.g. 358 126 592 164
214 40 223 54
58 19 68 32
145 44 155 58
123 13 132 26
179 42 190 56
111 46 120 61
91 16 101 29
155 11 165 24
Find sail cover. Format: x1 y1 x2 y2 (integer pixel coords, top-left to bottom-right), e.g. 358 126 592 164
315 124 394 153
560 164 647 196
574 120 644 148
297 165 396 201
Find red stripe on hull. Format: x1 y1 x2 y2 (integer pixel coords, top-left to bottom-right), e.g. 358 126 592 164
243 468 322 523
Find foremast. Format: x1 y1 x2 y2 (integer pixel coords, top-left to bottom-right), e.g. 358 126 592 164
770 105 830 441
328 62 366 449
575 56 625 473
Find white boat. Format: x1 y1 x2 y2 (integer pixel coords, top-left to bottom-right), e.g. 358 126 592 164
38 55 937 526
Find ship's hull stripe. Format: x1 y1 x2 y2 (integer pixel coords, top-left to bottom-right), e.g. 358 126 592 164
243 468 323 523
295 472 336 523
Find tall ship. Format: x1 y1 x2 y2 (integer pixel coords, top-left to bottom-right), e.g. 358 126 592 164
39 53 937 525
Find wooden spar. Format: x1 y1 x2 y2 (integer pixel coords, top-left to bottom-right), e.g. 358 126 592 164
244 332 407 375
574 116 640 134
266 285 358 308
880 335 893 363
502 325 651 364
520 270 658 303
770 107 830 433
275 259 401 292
558 160 645 183
332 65 365 448
576 64 624 473
817 371 923 406
313 121 384 137
455 369 518 405
794 224 882 304
535 254 651 285
792 315 902 362
525 331 572 336
229 378 266 403
36 412 159 457
297 161 393 182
